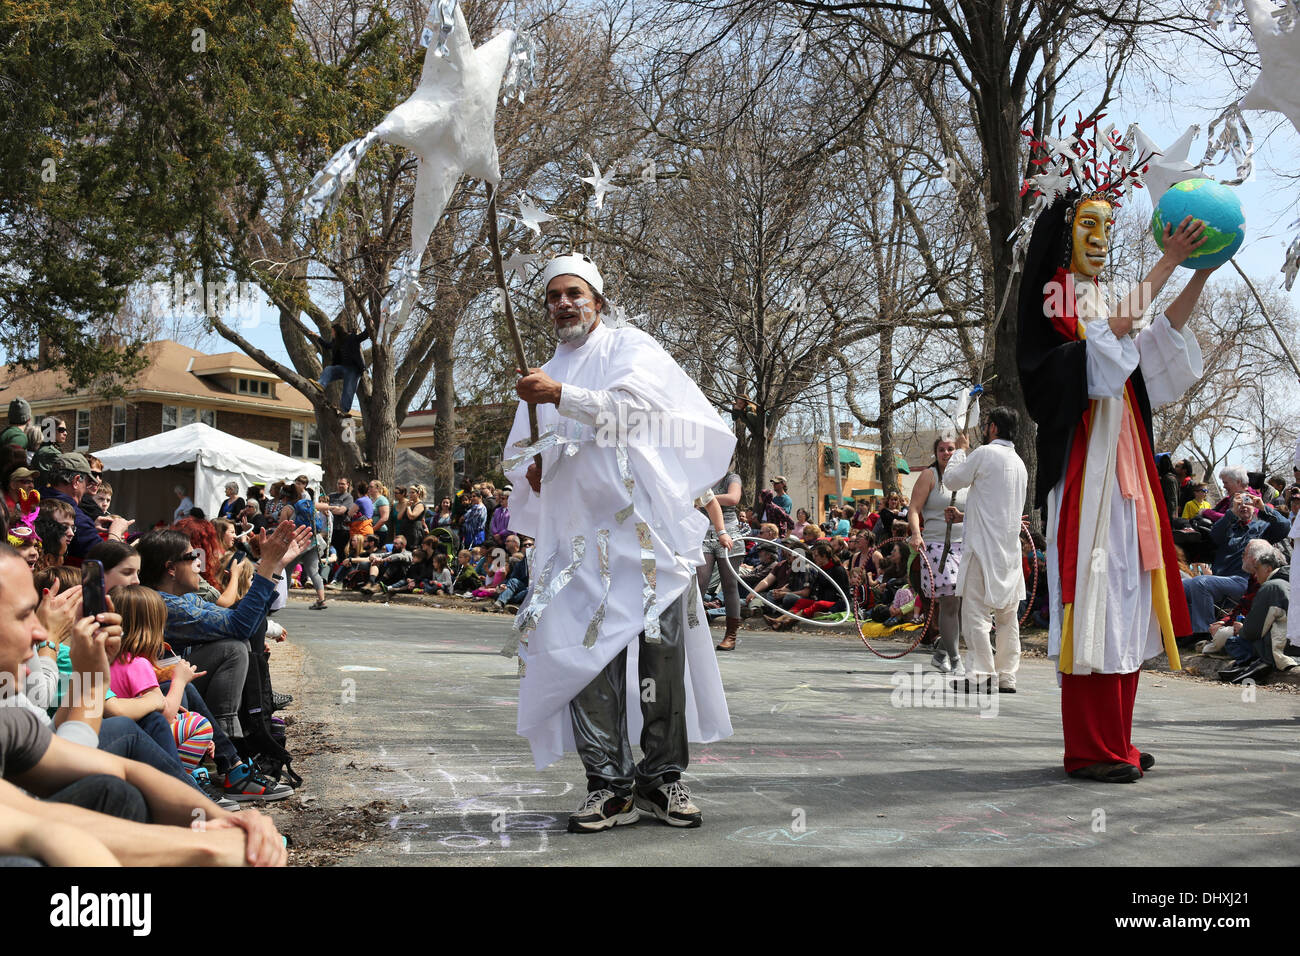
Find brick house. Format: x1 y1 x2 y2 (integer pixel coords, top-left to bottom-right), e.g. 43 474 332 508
1 340 335 463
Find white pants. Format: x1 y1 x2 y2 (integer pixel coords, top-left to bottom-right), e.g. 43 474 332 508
962 587 1021 688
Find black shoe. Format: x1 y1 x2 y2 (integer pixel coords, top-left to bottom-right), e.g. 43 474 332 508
1218 664 1249 682
271 691 293 711
1068 762 1141 783
567 789 640 833
1139 752 1154 771
1226 660 1272 685
954 677 997 694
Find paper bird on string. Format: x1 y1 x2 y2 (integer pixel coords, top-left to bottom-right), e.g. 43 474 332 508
1129 125 1205 204
301 1 524 340
581 159 620 210
510 195 557 237
1240 0 1300 135
503 250 540 283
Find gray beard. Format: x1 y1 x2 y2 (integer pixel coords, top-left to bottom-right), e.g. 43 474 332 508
555 315 598 344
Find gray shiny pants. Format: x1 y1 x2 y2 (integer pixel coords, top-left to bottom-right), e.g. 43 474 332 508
569 590 689 796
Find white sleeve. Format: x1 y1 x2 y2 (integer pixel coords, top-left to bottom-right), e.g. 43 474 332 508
1084 318 1140 399
556 383 655 429
941 448 977 491
1136 313 1204 408
22 655 60 710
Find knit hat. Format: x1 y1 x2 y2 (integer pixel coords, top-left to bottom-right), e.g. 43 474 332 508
8 397 31 425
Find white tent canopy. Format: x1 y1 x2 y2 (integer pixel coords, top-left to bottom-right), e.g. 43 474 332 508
94 422 323 524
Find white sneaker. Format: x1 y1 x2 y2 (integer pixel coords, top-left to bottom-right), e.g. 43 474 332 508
566 789 640 833
930 652 952 674
635 780 703 828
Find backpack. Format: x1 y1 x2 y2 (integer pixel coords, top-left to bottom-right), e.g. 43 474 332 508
236 647 302 788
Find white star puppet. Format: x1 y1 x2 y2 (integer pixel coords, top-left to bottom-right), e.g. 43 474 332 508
1241 0 1300 135
1044 133 1080 162
503 250 540 283
1129 125 1205 205
581 159 620 210
1031 169 1072 202
510 195 557 237
303 2 515 276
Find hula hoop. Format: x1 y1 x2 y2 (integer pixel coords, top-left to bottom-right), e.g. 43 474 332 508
730 536 855 628
848 536 937 659
1018 519 1040 628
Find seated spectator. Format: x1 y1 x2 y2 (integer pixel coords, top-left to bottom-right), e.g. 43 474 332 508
361 535 412 595
106 584 215 774
348 479 375 538
1217 546 1290 685
490 540 529 611
34 499 76 572
763 545 813 627
452 548 482 595
77 455 108 524
8 524 40 570
768 541 850 630
743 523 779 569
39 454 129 564
801 523 824 546
1204 464 1256 523
337 534 382 590
791 508 810 539
1182 483 1211 520
1183 492 1291 638
425 553 453 595
136 523 308 801
3 464 40 530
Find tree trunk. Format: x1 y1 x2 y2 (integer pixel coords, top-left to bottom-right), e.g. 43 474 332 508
365 344 398 488
876 324 898 494
430 329 457 502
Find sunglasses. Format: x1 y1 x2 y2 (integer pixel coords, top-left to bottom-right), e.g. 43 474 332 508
173 550 202 564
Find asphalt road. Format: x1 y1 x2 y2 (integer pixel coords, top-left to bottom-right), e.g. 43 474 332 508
276 600 1300 866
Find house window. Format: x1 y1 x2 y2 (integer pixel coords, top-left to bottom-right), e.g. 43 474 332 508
180 407 197 428
111 405 127 445
75 409 90 449
237 378 271 396
290 421 321 460
199 408 216 428
162 406 178 432
453 445 465 483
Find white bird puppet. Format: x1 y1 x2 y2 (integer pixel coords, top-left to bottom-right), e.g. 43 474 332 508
302 1 517 334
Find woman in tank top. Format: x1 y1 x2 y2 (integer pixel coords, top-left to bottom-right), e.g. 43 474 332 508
907 436 968 675
699 469 745 651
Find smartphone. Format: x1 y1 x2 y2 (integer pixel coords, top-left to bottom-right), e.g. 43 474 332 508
81 559 107 618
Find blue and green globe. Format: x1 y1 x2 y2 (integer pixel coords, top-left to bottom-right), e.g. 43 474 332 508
1151 177 1245 271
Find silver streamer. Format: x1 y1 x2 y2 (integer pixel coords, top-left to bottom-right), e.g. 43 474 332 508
1009 192 1049 275
420 0 458 57
636 521 662 644
502 428 579 472
502 550 555 656
1199 105 1254 186
301 130 380 221
1283 222 1299 291
500 31 537 104
379 253 422 339
583 530 611 648
614 444 636 524
519 536 586 635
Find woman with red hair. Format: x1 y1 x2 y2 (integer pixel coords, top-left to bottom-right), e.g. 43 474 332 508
172 515 225 590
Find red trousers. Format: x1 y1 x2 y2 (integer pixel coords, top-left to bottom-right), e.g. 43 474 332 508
792 599 835 617
1060 670 1141 772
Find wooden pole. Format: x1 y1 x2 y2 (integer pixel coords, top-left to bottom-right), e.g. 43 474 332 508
485 182 542 475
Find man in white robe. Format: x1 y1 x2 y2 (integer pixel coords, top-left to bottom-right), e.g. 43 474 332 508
503 254 735 832
941 406 1029 693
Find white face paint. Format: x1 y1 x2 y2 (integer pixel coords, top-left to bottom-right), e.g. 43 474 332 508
546 278 601 344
